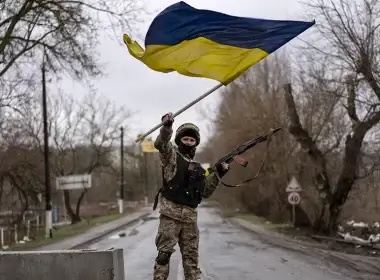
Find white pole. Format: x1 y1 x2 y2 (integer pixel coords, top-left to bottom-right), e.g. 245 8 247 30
45 210 52 239
118 199 123 214
0 228 4 247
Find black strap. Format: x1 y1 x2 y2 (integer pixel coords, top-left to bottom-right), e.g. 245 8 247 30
216 172 259 188
153 188 162 210
153 166 166 211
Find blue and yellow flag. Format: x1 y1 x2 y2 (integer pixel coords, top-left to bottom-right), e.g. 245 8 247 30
123 1 315 85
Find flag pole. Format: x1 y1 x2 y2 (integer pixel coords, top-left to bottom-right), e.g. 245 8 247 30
134 82 223 143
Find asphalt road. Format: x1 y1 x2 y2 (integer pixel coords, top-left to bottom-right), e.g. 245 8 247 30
87 206 376 280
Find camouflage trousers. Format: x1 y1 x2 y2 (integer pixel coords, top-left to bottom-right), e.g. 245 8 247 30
153 214 201 280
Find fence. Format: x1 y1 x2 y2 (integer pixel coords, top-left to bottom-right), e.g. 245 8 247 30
0 210 46 249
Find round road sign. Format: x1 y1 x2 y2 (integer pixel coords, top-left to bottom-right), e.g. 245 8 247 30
288 192 301 205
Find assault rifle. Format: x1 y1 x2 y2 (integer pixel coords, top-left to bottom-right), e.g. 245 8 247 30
218 127 281 167
207 127 281 187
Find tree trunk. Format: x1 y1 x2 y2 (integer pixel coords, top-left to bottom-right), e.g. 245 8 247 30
327 205 342 233
326 124 367 232
75 189 87 218
63 190 81 224
313 205 326 232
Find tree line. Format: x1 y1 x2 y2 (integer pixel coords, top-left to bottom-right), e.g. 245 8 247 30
1 0 380 234
198 0 380 233
0 0 148 225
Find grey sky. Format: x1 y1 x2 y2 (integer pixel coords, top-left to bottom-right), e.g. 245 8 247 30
62 0 306 145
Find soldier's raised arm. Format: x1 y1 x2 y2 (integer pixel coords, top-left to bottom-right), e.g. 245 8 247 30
154 112 175 166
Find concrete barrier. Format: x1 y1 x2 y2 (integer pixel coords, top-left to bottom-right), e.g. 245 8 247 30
0 248 124 280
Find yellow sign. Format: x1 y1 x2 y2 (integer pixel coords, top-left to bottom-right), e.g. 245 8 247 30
141 139 158 153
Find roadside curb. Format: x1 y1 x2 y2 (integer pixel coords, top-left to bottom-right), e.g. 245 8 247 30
70 210 152 249
36 206 153 251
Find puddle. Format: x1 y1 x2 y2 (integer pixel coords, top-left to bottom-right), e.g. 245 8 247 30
128 228 139 236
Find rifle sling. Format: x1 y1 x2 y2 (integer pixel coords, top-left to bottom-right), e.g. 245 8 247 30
215 128 275 188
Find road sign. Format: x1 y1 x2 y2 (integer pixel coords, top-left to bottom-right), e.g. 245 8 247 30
141 139 158 153
56 174 92 190
288 192 301 205
285 176 302 192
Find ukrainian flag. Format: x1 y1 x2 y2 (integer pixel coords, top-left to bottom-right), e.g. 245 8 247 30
123 1 315 85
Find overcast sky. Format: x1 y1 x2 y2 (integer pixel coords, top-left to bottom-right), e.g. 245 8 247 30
62 0 307 145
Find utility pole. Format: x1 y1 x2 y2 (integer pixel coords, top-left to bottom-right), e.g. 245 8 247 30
118 126 124 214
42 52 52 239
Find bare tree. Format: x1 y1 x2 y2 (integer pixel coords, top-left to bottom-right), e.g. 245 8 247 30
284 0 380 232
0 0 144 225
0 102 44 225
19 90 131 223
0 0 146 113
0 0 145 78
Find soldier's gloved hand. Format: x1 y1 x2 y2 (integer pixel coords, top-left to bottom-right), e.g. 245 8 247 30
215 161 229 178
161 112 174 127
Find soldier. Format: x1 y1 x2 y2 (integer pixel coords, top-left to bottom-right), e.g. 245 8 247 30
152 112 230 280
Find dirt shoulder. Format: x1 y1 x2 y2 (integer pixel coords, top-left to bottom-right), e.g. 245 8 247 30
221 206 380 255
3 206 149 251
218 208 380 278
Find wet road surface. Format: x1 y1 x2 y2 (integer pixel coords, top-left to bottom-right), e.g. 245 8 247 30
87 206 374 280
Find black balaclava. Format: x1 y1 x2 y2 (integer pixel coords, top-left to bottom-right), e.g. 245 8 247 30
174 123 200 159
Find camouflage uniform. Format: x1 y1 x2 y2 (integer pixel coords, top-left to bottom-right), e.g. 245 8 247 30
153 124 220 280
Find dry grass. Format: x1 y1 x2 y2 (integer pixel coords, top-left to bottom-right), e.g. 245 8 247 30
5 209 137 251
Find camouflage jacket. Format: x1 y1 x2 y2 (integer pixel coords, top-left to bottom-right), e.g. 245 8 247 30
154 125 220 223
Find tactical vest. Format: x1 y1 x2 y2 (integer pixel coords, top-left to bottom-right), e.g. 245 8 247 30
154 152 206 210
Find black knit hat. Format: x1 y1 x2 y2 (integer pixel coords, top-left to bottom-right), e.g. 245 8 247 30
175 123 200 146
